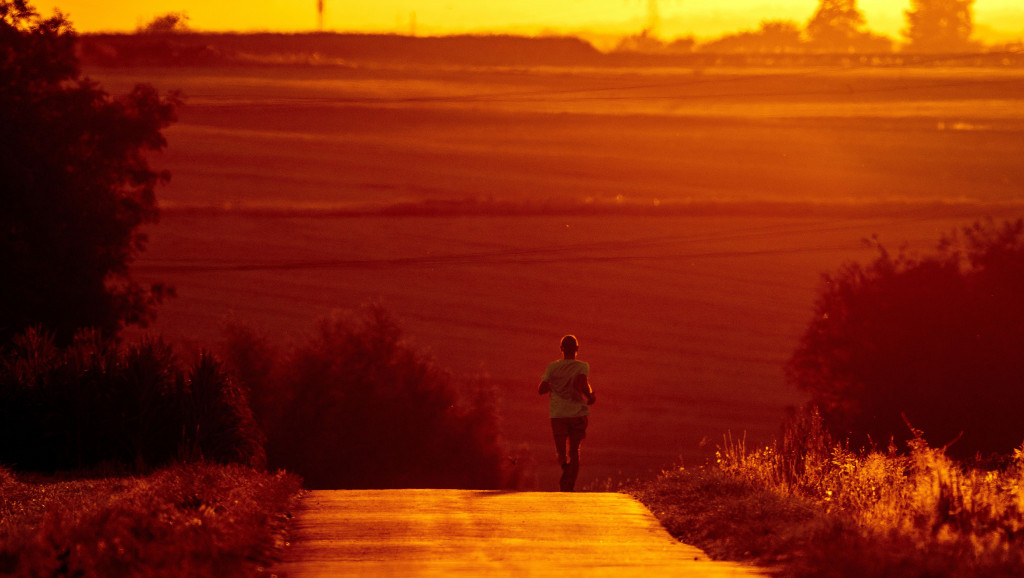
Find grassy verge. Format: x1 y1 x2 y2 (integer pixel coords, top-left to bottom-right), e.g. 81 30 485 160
627 418 1024 577
0 463 302 577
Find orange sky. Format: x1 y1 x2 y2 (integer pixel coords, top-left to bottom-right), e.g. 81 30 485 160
33 0 1024 43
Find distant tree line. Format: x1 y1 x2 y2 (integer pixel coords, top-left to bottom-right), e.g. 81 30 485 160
618 0 985 55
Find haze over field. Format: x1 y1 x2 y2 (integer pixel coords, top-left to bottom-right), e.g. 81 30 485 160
88 54 1024 488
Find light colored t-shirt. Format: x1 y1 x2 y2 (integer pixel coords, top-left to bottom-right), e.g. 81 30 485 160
541 359 591 418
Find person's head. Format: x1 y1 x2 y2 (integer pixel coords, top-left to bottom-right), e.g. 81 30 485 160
560 334 579 358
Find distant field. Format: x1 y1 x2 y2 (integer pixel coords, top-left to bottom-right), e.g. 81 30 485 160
92 63 1024 488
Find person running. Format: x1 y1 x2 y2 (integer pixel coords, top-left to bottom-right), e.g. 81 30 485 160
538 334 596 492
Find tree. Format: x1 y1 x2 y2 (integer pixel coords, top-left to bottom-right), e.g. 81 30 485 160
787 220 1024 459
137 12 191 34
903 0 976 53
806 0 893 53
807 0 865 47
0 0 178 346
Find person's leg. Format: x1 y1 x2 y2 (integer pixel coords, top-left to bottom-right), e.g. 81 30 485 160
553 433 568 465
551 419 570 490
561 416 588 492
562 435 583 491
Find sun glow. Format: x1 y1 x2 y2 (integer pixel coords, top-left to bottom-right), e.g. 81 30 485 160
31 0 1024 43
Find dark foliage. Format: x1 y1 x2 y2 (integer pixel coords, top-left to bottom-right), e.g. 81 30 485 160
787 219 1024 459
223 305 515 490
903 0 976 53
0 329 264 472
0 0 178 346
806 0 893 53
137 12 191 34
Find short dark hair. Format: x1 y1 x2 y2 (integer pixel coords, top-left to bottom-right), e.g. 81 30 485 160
560 335 579 351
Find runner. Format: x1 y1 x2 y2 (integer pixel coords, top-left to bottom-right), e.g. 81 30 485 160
538 335 596 492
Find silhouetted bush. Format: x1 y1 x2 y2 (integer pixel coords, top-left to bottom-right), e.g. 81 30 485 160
180 353 265 467
787 219 1024 459
223 305 516 489
0 329 263 472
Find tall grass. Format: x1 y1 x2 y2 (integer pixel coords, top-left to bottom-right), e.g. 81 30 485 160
630 409 1024 577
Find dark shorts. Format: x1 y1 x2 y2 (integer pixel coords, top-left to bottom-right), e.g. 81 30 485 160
551 416 588 441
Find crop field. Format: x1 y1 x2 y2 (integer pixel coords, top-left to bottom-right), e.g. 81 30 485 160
90 61 1024 489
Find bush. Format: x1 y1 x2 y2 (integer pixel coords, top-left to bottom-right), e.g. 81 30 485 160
224 305 518 489
787 219 1024 458
0 329 263 472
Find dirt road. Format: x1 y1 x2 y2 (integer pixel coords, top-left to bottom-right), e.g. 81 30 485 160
273 489 765 577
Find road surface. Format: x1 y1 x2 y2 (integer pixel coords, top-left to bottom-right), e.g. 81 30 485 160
273 489 766 577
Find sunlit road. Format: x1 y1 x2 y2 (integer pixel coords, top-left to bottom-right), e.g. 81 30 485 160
274 489 765 577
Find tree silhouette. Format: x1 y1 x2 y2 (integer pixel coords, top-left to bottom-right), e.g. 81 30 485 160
807 0 865 46
137 12 191 34
806 0 892 53
0 0 178 346
224 306 516 490
787 220 1024 459
903 0 976 53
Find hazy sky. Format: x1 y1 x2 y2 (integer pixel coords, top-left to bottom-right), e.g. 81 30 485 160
33 0 1024 42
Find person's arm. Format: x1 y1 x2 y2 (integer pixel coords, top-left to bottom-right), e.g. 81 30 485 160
573 374 596 405
538 381 551 395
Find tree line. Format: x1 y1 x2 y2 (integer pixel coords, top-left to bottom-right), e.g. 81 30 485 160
619 0 987 54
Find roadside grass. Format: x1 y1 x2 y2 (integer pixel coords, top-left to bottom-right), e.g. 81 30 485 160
0 463 302 577
628 412 1024 577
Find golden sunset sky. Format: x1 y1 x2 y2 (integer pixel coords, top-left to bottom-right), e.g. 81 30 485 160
34 0 1024 43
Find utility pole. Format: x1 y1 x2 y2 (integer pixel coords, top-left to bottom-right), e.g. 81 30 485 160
317 0 324 31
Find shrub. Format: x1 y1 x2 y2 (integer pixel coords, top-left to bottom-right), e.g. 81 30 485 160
224 305 517 489
0 329 263 472
787 219 1024 458
179 353 265 468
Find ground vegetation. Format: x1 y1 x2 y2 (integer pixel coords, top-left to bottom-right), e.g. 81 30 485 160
630 413 1024 576
0 463 301 576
